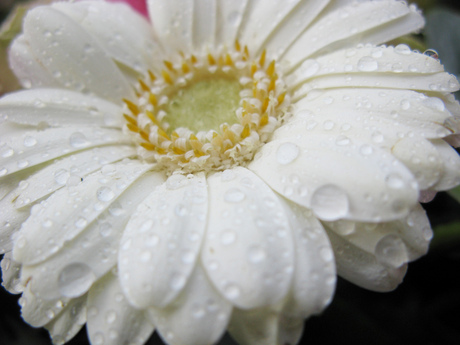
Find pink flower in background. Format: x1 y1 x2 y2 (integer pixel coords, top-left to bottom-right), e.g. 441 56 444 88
105 0 148 17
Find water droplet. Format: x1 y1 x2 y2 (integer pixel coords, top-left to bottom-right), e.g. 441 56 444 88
99 223 112 237
0 167 7 176
174 204 188 217
75 217 88 229
101 164 117 176
357 56 378 72
192 304 206 318
423 49 438 60
140 250 151 262
335 135 350 146
247 245 266 263
220 230 236 245
96 186 115 202
385 173 405 189
1 145 14 158
105 310 117 324
375 234 408 268
400 99 411 110
93 332 105 345
224 188 245 203
221 169 236 181
54 169 70 185
320 246 333 262
394 44 411 55
276 142 300 165
300 59 320 78
69 132 89 148
58 263 95 297
169 273 186 291
311 184 349 221
23 136 37 147
223 283 240 299
46 309 55 319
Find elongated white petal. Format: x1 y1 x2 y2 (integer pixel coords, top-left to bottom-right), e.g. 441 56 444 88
0 89 123 128
237 0 301 55
215 0 248 45
44 295 87 345
202 167 294 309
52 0 161 75
284 1 423 68
148 0 193 53
1 253 23 294
0 127 130 178
285 90 453 151
229 305 304 345
0 193 29 253
9 146 135 209
87 273 154 345
193 0 216 48
119 173 207 308
249 134 418 222
149 264 232 345
19 170 164 301
261 0 330 58
280 201 335 318
325 203 431 268
8 35 59 90
431 139 460 190
13 160 153 266
325 226 407 292
19 171 161 303
22 7 134 103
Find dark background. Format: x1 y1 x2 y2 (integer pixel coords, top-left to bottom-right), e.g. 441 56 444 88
1 0 460 344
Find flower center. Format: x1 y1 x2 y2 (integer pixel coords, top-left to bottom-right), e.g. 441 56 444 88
123 41 290 174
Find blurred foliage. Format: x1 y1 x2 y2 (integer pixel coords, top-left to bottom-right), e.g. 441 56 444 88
1 0 460 345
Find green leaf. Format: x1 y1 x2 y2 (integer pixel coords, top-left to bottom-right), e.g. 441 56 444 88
431 221 460 248
447 185 460 204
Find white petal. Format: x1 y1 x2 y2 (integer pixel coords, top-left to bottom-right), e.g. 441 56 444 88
0 126 130 178
0 192 29 254
325 204 431 268
261 0 330 58
280 201 335 318
10 146 136 209
391 138 444 190
149 264 232 345
1 253 23 294
229 305 304 345
202 167 294 309
87 273 154 345
325 226 407 292
20 283 71 327
8 35 59 89
22 6 134 103
0 88 123 128
283 1 423 68
431 139 460 191
44 295 87 345
13 160 153 266
52 0 161 75
237 0 302 54
119 173 207 308
20 170 164 301
249 134 418 222
147 0 193 53
193 0 216 48
215 0 248 45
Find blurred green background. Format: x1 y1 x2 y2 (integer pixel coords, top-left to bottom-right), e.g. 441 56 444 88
1 0 460 344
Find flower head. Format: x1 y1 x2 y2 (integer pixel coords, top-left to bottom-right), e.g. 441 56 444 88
1 1 460 345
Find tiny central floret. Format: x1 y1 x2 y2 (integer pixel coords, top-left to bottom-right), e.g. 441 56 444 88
123 41 290 173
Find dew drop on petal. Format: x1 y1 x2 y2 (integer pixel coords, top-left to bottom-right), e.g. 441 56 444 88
23 136 37 147
276 142 300 165
394 44 411 55
220 230 236 245
224 188 245 203
54 169 70 185
69 132 89 148
357 56 378 72
247 245 266 263
96 187 115 202
169 273 186 291
375 234 408 268
75 217 88 229
385 173 405 189
58 263 96 297
223 283 240 300
311 184 349 221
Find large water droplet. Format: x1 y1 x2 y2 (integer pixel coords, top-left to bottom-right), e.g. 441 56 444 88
276 142 300 165
223 283 240 300
357 56 378 72
247 245 266 263
58 263 96 297
375 234 408 268
220 230 236 245
23 136 37 147
169 273 186 291
96 186 115 202
385 173 405 189
224 188 245 203
69 132 89 148
311 184 349 221
394 44 411 55
54 169 70 185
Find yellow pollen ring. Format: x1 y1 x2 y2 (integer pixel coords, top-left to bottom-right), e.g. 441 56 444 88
122 43 290 173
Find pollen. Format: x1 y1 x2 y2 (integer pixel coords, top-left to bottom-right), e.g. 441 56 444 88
122 42 291 174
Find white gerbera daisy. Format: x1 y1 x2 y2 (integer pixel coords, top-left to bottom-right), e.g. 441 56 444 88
1 0 460 344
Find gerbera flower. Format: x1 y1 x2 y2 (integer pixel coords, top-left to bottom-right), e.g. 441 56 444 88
1 0 460 344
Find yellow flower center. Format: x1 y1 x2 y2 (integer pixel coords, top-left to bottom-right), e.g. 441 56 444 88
123 41 290 174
